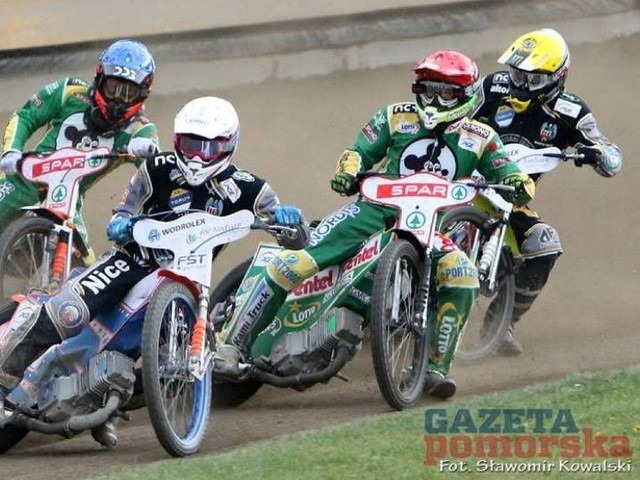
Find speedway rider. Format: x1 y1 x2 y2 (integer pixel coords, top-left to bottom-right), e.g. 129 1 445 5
471 28 623 355
0 96 307 447
0 39 160 264
214 50 536 399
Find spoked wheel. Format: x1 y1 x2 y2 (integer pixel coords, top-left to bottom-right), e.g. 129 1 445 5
0 301 29 454
142 282 212 457
0 215 83 300
208 259 262 408
439 206 514 362
370 240 428 410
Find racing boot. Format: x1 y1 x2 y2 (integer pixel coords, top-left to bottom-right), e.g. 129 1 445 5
424 371 457 399
212 344 244 379
498 323 523 356
91 420 117 448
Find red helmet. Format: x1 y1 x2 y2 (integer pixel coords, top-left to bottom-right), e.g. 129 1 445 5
412 50 480 129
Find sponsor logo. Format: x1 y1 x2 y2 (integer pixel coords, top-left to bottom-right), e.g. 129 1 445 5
254 248 280 267
148 229 161 242
57 301 83 329
0 181 15 201
169 168 182 181
30 93 43 108
310 204 361 244
161 218 205 235
51 185 68 202
493 72 509 84
553 98 581 118
461 122 491 139
33 155 87 176
220 178 241 203
362 123 378 143
376 182 448 199
539 122 558 143
344 238 380 271
490 84 509 95
232 170 255 182
349 287 371 305
437 314 457 355
392 103 416 113
406 211 426 229
494 105 515 128
176 253 207 267
205 197 224 216
290 267 337 298
284 301 320 327
169 188 192 211
153 153 177 166
396 121 420 134
80 259 131 294
233 282 274 346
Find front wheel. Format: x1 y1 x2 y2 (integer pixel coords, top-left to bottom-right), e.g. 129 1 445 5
0 215 83 300
142 281 212 457
439 206 514 362
370 240 428 410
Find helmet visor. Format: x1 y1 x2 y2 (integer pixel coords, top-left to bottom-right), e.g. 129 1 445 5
508 66 553 92
102 77 144 103
175 133 237 163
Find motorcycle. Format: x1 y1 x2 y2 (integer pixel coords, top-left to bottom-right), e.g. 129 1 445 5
439 144 583 361
209 172 505 411
0 147 124 300
0 209 282 457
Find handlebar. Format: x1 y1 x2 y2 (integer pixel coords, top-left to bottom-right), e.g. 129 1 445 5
542 152 585 161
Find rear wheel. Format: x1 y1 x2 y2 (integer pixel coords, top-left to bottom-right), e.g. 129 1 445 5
142 281 211 457
208 259 262 408
370 240 428 410
439 206 514 362
0 215 83 300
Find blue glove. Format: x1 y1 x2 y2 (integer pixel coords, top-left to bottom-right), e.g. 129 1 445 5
107 216 134 244
273 205 304 226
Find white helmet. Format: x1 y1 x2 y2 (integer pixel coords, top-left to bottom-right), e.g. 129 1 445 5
173 96 240 186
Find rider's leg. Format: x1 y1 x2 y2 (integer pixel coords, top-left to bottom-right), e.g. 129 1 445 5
425 241 479 399
0 174 40 223
214 200 393 377
501 207 562 355
0 248 150 384
71 195 97 266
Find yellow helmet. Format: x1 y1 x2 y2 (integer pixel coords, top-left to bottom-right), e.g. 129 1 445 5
498 28 570 111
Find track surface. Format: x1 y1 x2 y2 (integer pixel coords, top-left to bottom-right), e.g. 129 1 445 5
1 30 639 480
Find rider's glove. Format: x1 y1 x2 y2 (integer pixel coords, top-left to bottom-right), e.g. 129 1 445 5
330 173 358 196
107 216 135 244
575 146 602 167
0 150 22 175
273 205 304 226
499 172 535 205
127 137 158 157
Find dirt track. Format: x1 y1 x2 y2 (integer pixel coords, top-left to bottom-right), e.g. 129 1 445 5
1 30 639 480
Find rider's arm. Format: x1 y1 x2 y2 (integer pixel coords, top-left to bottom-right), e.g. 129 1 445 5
2 78 70 152
336 104 395 176
111 160 154 219
476 128 535 205
121 117 160 166
570 106 622 178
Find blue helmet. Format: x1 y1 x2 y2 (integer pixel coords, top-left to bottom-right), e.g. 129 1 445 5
89 39 155 131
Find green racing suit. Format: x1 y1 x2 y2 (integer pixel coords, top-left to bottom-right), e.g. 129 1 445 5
219 101 534 375
0 77 159 262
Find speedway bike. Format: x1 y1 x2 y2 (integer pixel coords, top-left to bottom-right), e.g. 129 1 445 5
440 144 584 361
209 172 503 411
0 209 284 457
0 147 125 300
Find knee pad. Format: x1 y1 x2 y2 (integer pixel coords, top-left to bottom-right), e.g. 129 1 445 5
436 251 479 290
520 223 563 259
0 302 43 370
44 281 91 339
267 249 319 291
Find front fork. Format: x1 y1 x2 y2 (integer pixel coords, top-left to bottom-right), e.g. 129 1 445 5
47 222 74 290
188 285 211 380
413 247 433 334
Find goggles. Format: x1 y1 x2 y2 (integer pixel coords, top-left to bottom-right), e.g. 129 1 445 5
508 66 554 92
412 81 465 108
174 133 237 163
101 77 144 103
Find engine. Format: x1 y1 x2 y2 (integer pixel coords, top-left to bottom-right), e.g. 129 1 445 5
37 351 136 423
268 308 363 387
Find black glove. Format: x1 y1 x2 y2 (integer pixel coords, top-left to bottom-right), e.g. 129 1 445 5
575 146 601 167
330 173 358 196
